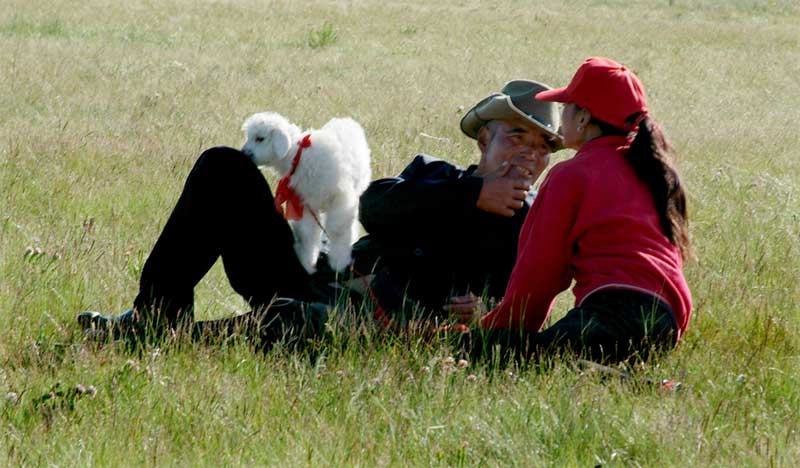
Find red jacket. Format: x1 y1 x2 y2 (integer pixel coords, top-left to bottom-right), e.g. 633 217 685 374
480 136 692 338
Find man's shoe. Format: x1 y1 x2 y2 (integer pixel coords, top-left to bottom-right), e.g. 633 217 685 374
77 308 138 340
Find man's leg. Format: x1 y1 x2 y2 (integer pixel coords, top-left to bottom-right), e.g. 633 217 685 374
82 146 313 336
192 297 329 349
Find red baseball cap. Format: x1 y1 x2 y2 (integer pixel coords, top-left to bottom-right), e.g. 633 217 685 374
535 57 648 131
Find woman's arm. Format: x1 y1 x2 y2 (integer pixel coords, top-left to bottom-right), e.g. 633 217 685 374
479 164 585 332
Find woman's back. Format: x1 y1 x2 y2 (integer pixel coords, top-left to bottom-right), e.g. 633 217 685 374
548 135 692 335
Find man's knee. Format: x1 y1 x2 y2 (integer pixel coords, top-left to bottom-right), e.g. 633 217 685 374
192 146 261 177
186 146 270 194
194 146 256 176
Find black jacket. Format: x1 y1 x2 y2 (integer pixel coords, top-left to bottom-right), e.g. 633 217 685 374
352 154 529 317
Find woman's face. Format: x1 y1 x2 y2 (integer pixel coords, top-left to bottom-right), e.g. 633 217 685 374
559 103 586 150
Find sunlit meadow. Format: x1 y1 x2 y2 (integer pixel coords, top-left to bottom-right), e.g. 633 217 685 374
1 0 799 465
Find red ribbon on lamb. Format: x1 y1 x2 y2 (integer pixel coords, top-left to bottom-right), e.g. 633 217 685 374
274 134 312 220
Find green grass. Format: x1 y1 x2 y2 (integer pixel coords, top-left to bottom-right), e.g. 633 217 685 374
2 0 799 465
307 22 338 49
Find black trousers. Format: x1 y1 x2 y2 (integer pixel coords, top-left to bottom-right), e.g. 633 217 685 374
132 146 320 335
468 289 679 365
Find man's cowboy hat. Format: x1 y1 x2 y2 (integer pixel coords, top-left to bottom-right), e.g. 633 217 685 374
460 79 562 149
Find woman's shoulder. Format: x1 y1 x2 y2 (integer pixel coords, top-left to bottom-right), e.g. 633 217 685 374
543 154 592 187
556 137 630 179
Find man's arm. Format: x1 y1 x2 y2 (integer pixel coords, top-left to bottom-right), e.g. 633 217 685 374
359 155 483 236
360 153 542 235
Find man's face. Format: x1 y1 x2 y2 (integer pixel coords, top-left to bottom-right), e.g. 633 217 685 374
475 117 555 175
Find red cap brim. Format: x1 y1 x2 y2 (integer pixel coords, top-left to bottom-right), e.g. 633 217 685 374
535 87 570 103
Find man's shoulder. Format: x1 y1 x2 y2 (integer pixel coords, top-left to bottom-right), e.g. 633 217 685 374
400 153 473 179
405 153 463 170
409 153 444 165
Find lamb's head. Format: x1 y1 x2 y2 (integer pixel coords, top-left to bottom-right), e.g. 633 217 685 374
241 112 299 168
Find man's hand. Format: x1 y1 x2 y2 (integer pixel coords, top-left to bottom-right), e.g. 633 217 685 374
476 152 550 217
476 167 530 217
444 293 487 325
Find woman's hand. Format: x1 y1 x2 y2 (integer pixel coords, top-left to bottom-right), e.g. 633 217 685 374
444 293 487 325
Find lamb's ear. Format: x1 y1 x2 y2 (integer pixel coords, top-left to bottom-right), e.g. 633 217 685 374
271 128 291 159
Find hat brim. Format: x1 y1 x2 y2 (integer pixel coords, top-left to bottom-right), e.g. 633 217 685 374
460 94 563 148
535 87 571 103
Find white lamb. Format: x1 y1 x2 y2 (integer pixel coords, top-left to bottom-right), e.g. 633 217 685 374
241 112 371 274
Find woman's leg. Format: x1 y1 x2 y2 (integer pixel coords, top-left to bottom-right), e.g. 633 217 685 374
533 289 678 363
468 289 678 365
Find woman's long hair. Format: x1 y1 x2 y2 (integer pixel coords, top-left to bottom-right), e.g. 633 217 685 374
592 113 692 259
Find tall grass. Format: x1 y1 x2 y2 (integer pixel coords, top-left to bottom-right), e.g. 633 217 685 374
2 0 799 465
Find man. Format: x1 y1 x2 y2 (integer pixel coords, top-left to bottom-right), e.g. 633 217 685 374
78 79 561 344
352 80 561 326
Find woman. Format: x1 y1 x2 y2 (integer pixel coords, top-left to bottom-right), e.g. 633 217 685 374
450 57 692 364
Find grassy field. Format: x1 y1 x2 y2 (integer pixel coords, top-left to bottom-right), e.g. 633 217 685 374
2 0 799 465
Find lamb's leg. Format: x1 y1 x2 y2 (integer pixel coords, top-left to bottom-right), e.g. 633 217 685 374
292 210 322 274
325 197 359 272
